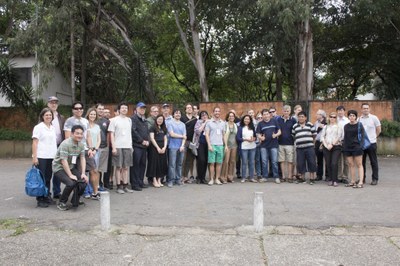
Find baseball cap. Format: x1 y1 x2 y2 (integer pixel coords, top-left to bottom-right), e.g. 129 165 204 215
162 103 170 108
47 96 59 102
136 102 146 108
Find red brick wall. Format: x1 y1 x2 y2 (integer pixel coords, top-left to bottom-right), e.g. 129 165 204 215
199 102 285 118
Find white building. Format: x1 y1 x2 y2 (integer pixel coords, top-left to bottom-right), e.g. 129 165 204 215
0 56 72 106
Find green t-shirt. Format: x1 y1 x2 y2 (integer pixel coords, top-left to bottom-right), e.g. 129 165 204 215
52 137 85 173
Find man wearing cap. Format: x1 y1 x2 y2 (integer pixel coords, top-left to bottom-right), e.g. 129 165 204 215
130 102 150 191
47 96 65 199
162 103 173 124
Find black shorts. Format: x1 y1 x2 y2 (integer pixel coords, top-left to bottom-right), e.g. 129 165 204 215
343 150 363 157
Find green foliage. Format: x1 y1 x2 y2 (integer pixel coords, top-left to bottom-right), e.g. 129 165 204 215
0 128 31 141
380 119 400 138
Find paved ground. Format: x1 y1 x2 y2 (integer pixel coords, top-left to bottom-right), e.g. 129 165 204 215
1 156 400 265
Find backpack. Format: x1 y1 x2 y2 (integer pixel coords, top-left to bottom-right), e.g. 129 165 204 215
25 166 48 197
357 122 371 150
71 179 87 207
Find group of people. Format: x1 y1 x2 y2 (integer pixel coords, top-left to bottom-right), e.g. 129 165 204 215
31 97 381 211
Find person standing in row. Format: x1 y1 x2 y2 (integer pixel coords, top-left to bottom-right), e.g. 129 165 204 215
146 114 168 188
181 103 197 184
194 111 209 184
166 109 187 187
95 103 110 190
359 103 381 185
313 109 327 181
292 111 317 184
342 110 364 188
220 111 238 183
336 105 350 183
108 102 133 194
32 108 57 207
47 96 65 199
320 112 344 187
85 107 101 199
205 107 226 185
131 102 150 191
237 115 257 183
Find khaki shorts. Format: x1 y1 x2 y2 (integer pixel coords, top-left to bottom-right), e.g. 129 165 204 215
97 147 109 172
278 145 294 163
112 148 133 168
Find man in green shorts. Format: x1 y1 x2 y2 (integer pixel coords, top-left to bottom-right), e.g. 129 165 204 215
205 107 226 185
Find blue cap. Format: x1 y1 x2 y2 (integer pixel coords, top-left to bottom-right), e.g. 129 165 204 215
136 102 146 108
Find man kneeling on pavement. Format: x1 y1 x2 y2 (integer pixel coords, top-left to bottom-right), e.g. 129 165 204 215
52 125 88 211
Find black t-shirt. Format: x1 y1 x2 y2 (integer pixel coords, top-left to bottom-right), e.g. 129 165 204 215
96 117 110 148
180 115 197 141
343 122 362 151
150 126 166 146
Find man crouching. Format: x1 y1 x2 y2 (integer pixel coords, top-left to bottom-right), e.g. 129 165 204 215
52 125 88 211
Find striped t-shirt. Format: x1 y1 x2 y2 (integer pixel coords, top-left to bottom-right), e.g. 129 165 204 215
292 122 316 148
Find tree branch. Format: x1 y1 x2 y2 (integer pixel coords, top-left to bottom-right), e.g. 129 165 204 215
91 38 131 72
173 9 197 67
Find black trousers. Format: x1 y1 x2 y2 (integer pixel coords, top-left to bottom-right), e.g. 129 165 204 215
55 168 83 204
315 140 327 179
362 143 379 182
322 146 341 183
102 146 113 187
36 158 53 201
130 147 147 188
196 143 208 182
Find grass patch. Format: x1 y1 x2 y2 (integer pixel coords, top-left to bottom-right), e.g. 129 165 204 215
0 218 29 236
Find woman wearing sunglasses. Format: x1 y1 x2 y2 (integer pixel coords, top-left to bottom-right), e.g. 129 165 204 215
320 112 344 187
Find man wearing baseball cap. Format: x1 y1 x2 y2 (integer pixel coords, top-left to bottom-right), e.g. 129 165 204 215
47 96 65 199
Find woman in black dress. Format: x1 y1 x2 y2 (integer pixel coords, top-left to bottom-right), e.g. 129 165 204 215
342 110 364 188
146 114 168 187
194 111 209 184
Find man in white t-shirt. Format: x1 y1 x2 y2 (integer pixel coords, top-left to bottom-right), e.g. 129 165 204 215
336 105 350 183
108 102 134 193
359 103 381 185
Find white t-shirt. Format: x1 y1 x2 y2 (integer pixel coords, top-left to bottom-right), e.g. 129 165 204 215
63 116 89 148
359 114 381 143
241 126 256 150
32 122 57 159
108 116 132 148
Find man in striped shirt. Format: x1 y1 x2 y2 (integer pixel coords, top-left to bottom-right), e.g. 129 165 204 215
292 111 317 184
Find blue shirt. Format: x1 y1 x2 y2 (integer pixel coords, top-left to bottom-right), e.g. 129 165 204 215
256 119 280 148
166 119 186 149
277 116 296 145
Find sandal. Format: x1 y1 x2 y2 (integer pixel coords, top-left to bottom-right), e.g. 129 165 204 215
345 183 355 187
357 183 364 188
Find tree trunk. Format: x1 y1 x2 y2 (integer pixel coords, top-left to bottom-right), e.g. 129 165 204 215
70 22 76 102
275 61 283 100
80 28 88 106
188 0 209 102
296 19 313 101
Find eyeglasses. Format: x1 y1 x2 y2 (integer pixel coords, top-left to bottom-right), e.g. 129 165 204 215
329 116 337 118
73 107 84 110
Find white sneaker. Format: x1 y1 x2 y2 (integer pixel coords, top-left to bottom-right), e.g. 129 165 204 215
215 179 222 185
275 178 281 184
123 187 134 193
208 179 214 186
116 188 125 194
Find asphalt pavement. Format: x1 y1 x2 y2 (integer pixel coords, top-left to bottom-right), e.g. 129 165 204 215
1 156 399 265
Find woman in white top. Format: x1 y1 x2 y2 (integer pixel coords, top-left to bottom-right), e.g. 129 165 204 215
32 108 57 208
237 115 257 183
320 112 344 187
85 107 101 200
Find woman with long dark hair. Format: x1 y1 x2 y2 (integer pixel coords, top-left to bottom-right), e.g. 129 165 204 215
237 115 257 183
146 114 168 187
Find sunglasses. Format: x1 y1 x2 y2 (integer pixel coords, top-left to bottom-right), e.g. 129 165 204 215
257 117 262 119
73 107 84 110
269 111 276 113
329 116 337 118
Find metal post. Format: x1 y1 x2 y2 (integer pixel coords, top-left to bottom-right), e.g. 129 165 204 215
254 192 264 232
100 191 110 230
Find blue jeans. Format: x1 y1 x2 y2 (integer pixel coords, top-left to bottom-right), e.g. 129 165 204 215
168 148 185 183
241 148 256 179
255 145 261 176
261 147 278 178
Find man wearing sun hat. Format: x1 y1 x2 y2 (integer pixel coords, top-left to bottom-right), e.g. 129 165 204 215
47 96 65 199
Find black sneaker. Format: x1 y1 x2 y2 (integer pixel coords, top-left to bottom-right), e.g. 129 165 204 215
57 202 68 211
90 193 101 200
45 196 56 205
53 194 61 199
37 201 49 208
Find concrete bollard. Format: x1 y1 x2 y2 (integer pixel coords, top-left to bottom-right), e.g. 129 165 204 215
253 192 264 233
100 191 111 230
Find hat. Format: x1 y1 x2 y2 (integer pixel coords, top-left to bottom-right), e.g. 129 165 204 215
47 96 59 102
162 103 170 108
136 102 146 108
